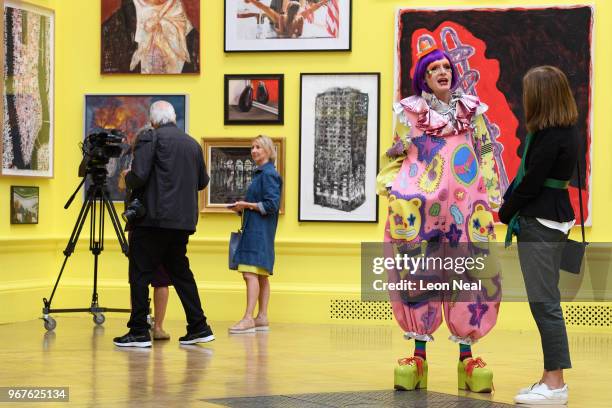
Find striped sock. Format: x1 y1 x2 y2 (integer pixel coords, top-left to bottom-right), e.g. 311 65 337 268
414 340 427 360
459 343 472 361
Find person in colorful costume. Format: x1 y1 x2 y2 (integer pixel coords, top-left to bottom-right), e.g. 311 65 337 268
377 38 502 393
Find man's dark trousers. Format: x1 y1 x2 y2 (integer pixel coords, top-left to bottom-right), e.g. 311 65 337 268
128 226 208 335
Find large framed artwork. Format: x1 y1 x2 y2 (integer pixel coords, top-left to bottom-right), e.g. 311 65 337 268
299 73 380 222
101 0 200 74
201 137 285 213
395 6 594 224
224 0 351 52
84 94 188 202
10 186 39 224
225 74 284 125
2 1 54 177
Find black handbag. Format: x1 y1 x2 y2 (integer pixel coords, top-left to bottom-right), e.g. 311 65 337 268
560 160 587 274
228 212 245 270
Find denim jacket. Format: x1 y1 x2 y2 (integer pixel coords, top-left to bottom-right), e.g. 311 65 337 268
233 161 282 273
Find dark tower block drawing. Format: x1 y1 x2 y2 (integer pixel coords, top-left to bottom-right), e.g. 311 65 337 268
313 87 368 212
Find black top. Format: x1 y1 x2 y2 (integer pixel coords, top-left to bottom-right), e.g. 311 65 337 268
499 126 579 224
126 123 209 232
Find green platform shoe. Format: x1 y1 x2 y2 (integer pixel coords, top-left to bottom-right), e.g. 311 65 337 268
457 357 493 393
394 356 428 391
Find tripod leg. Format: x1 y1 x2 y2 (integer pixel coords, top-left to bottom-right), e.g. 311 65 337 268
44 186 95 310
102 189 129 256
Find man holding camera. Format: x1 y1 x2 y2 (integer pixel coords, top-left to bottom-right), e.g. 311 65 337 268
113 100 213 348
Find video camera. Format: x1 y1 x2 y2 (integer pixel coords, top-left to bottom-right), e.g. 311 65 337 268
79 129 125 179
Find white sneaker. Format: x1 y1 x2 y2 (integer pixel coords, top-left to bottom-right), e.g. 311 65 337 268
514 383 568 405
518 382 540 394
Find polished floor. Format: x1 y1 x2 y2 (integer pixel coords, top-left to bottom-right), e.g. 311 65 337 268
0 317 611 407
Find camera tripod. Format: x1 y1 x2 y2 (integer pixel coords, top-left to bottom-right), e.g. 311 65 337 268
42 173 131 331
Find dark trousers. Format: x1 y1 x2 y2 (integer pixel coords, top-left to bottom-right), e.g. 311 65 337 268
128 227 207 335
517 216 572 371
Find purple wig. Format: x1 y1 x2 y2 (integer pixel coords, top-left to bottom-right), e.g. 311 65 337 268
412 49 459 96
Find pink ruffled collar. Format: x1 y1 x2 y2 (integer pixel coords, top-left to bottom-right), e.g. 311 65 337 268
397 92 483 137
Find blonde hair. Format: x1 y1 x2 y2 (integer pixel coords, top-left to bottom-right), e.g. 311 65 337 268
253 135 276 161
522 65 578 133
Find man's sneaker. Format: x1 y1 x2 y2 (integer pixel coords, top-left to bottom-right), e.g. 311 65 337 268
113 332 152 348
514 383 568 405
178 325 215 345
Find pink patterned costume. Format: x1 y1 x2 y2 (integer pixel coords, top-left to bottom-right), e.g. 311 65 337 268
378 91 502 345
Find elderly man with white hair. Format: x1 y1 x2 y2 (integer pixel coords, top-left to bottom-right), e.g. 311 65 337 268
114 100 213 347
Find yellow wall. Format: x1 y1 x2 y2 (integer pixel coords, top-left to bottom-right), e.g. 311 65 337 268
1 0 611 327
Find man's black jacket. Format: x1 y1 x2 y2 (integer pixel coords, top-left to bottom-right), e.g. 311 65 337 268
126 123 208 232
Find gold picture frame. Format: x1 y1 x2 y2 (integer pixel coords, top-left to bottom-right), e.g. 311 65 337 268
201 137 285 214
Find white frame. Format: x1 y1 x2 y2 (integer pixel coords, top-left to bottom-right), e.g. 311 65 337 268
224 0 352 52
299 73 380 222
1 0 54 177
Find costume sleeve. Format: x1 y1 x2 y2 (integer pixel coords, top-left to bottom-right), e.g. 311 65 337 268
126 130 156 190
472 114 501 209
376 113 412 197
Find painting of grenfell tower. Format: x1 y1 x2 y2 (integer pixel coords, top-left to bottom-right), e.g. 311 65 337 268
313 87 368 212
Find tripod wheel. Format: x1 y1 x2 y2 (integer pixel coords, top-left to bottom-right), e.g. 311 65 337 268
93 313 105 325
44 317 57 331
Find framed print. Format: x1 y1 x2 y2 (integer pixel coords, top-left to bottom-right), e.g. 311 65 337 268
225 74 284 125
10 186 39 224
201 137 285 213
2 1 54 177
299 73 379 222
225 0 352 52
101 0 200 74
84 94 188 202
395 6 593 224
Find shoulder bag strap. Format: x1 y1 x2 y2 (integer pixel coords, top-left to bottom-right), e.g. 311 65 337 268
576 158 586 244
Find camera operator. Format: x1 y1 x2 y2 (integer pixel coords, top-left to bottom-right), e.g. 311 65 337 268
113 100 213 348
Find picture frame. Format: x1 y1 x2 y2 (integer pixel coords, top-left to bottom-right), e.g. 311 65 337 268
201 137 285 213
395 6 593 225
100 0 200 74
10 186 39 224
299 73 380 222
224 0 352 52
2 0 54 177
224 74 284 125
84 94 188 202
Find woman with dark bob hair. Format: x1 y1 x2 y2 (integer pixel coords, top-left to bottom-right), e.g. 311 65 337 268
500 66 579 405
377 37 502 393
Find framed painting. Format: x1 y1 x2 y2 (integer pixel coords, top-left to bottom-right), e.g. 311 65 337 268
224 74 284 125
84 94 188 202
395 6 593 224
101 0 200 74
10 186 39 224
224 0 351 52
201 137 285 213
2 1 54 177
299 73 380 222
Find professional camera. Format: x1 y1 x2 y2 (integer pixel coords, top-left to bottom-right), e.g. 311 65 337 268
122 197 146 225
79 129 125 178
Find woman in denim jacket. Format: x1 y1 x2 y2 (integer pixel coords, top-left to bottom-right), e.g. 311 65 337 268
229 135 282 334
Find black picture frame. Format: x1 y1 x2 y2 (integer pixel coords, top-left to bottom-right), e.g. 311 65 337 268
224 74 284 125
224 0 352 52
10 185 40 224
299 72 380 223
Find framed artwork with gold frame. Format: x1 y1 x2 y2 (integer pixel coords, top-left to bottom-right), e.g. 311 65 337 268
201 137 285 213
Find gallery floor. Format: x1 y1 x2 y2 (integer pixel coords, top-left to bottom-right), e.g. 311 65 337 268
0 317 610 407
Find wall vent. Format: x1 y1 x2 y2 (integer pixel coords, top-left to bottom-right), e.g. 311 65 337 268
563 304 612 327
330 299 392 320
